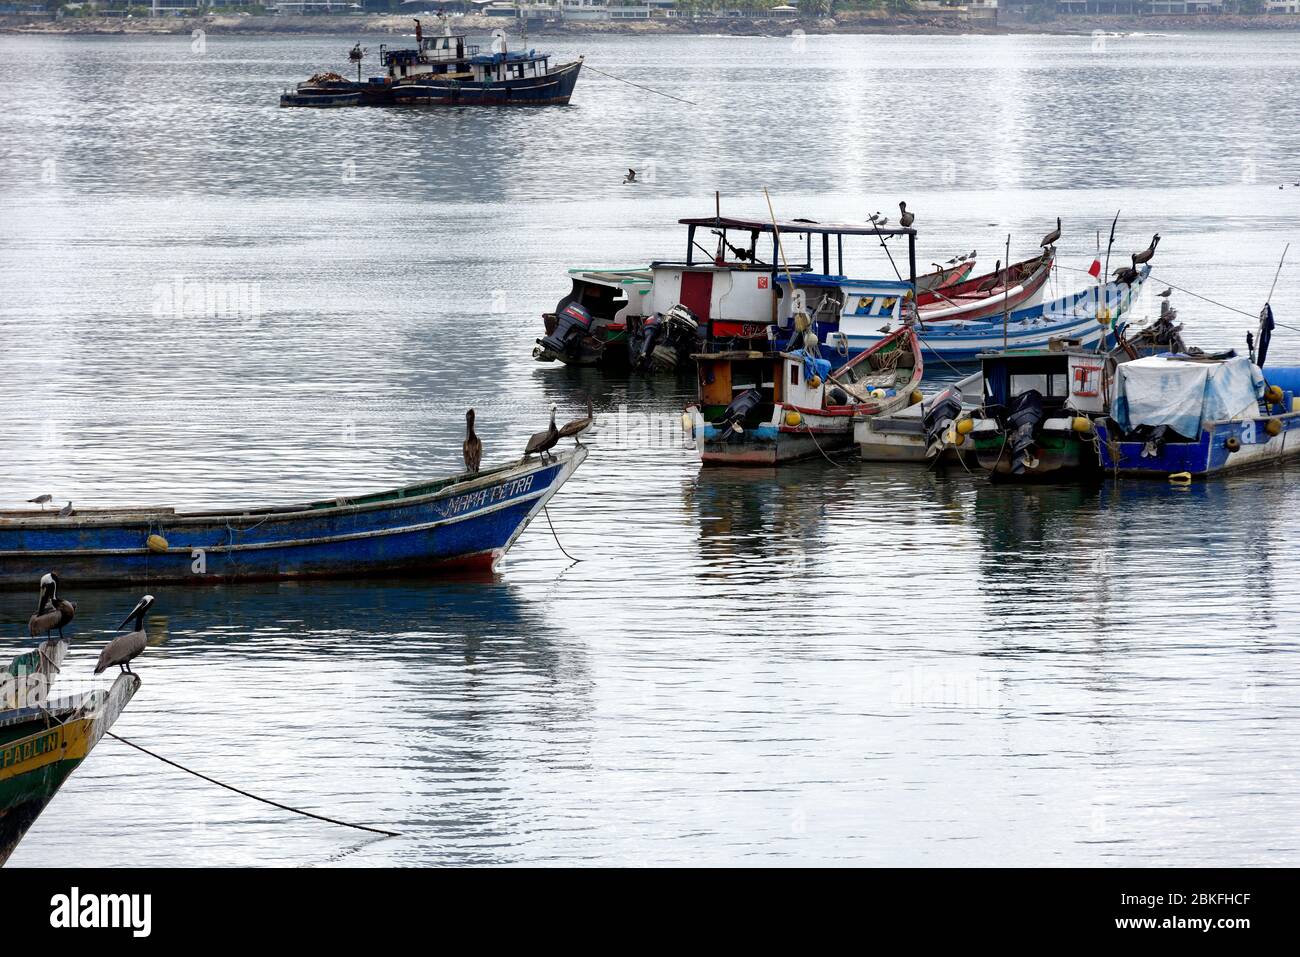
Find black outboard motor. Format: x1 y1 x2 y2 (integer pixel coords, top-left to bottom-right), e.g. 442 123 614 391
631 304 700 373
719 388 762 438
922 386 963 455
1006 389 1044 474
533 301 595 363
1141 424 1170 459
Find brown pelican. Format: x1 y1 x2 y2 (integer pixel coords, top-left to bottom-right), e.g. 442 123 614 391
1113 262 1140 286
1040 217 1061 248
524 403 560 463
976 260 1003 293
898 201 914 228
462 408 482 474
27 494 52 508
48 572 75 638
558 397 594 447
94 595 155 676
28 573 61 637
1132 233 1161 265
57 501 74 517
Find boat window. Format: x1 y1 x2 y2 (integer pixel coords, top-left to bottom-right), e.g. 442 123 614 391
1010 372 1067 396
790 364 800 386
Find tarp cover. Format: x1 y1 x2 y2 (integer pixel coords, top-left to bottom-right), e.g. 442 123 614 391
1113 355 1265 438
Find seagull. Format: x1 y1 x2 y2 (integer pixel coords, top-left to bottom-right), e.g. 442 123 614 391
524 403 560 463
1158 287 1173 298
57 501 74 517
623 168 637 184
27 494 52 508
462 408 482 474
95 595 155 676
898 201 914 228
558 396 594 447
1040 217 1062 248
945 256 959 265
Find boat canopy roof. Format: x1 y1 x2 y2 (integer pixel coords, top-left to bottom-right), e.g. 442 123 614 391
679 215 916 238
470 49 550 65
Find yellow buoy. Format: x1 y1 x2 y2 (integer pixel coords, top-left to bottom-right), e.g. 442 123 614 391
784 410 803 428
952 431 965 447
1168 472 1192 484
1071 416 1093 433
1292 397 1300 413
910 390 923 406
955 417 975 436
1266 418 1282 437
870 388 887 400
1265 385 1283 404
680 412 694 433
808 376 822 389
1225 436 1241 452
146 534 169 554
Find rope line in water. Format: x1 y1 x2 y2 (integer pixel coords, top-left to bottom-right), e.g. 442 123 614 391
544 505 582 563
106 732 400 838
583 64 697 106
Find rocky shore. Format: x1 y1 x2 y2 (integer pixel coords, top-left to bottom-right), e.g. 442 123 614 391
2 11 1299 38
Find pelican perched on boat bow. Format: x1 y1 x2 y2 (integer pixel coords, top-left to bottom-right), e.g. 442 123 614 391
463 408 482 474
28 573 61 637
1132 233 1161 265
1040 217 1061 248
95 595 155 675
558 397 594 447
525 404 560 463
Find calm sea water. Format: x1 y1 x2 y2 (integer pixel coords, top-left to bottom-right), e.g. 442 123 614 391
1 30 1298 866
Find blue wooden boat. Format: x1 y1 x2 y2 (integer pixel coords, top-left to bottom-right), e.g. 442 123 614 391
0 449 586 588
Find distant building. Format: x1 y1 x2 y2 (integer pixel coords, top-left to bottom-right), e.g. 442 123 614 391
915 0 998 19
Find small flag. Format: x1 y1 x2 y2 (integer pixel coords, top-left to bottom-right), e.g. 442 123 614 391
1088 258 1102 278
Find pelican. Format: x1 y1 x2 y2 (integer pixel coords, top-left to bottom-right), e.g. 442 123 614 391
462 408 482 474
557 396 594 447
1132 233 1161 265
57 501 74 517
1040 217 1061 248
28 573 60 637
95 595 155 676
1113 263 1140 286
898 201 914 228
976 260 1003 293
623 168 637 184
524 403 560 463
48 572 75 638
27 494 52 508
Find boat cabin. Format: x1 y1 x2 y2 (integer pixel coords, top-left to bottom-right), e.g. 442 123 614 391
379 32 553 83
649 216 918 343
695 350 829 426
979 342 1109 418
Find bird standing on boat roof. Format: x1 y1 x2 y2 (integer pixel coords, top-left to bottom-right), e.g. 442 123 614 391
898 201 915 228
1040 217 1062 248
525 403 560 463
95 595 155 676
623 168 637 184
28 573 61 638
1132 233 1160 265
463 408 483 474
27 494 52 509
57 501 74 517
557 396 594 447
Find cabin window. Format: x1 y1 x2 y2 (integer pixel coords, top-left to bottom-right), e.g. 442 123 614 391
1009 372 1068 397
790 364 800 386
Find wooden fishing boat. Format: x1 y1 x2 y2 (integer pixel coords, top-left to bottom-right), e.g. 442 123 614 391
1 642 139 864
915 252 1053 322
855 372 982 463
689 328 922 466
0 449 586 588
916 259 976 297
282 26 582 109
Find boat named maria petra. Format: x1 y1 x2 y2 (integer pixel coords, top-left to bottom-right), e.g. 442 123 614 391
281 21 583 108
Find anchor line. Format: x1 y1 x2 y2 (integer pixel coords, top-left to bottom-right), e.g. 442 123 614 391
106 732 400 838
582 64 697 105
544 505 581 563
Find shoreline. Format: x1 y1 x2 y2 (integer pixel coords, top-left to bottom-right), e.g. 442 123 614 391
4 12 1300 38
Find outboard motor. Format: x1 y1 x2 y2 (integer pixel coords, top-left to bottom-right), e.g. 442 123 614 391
1141 424 1170 459
718 388 762 438
533 301 595 363
632 304 700 373
1005 389 1044 473
922 386 963 456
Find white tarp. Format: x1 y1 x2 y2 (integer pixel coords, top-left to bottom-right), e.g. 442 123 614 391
1113 355 1265 438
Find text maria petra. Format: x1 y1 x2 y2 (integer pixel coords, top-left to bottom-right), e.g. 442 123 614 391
50 887 151 938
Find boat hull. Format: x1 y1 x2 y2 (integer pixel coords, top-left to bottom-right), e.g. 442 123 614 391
1094 411 1300 477
973 427 1091 481
1 674 139 865
392 60 582 106
0 450 586 588
699 415 853 466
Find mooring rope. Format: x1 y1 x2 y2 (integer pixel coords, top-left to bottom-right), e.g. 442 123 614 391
106 732 400 838
544 505 581 563
583 63 697 106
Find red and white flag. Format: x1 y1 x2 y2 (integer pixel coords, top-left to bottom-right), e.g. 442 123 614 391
1088 258 1102 278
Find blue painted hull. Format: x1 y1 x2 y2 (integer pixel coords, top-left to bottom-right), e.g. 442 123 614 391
1094 412 1300 477
0 449 586 587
